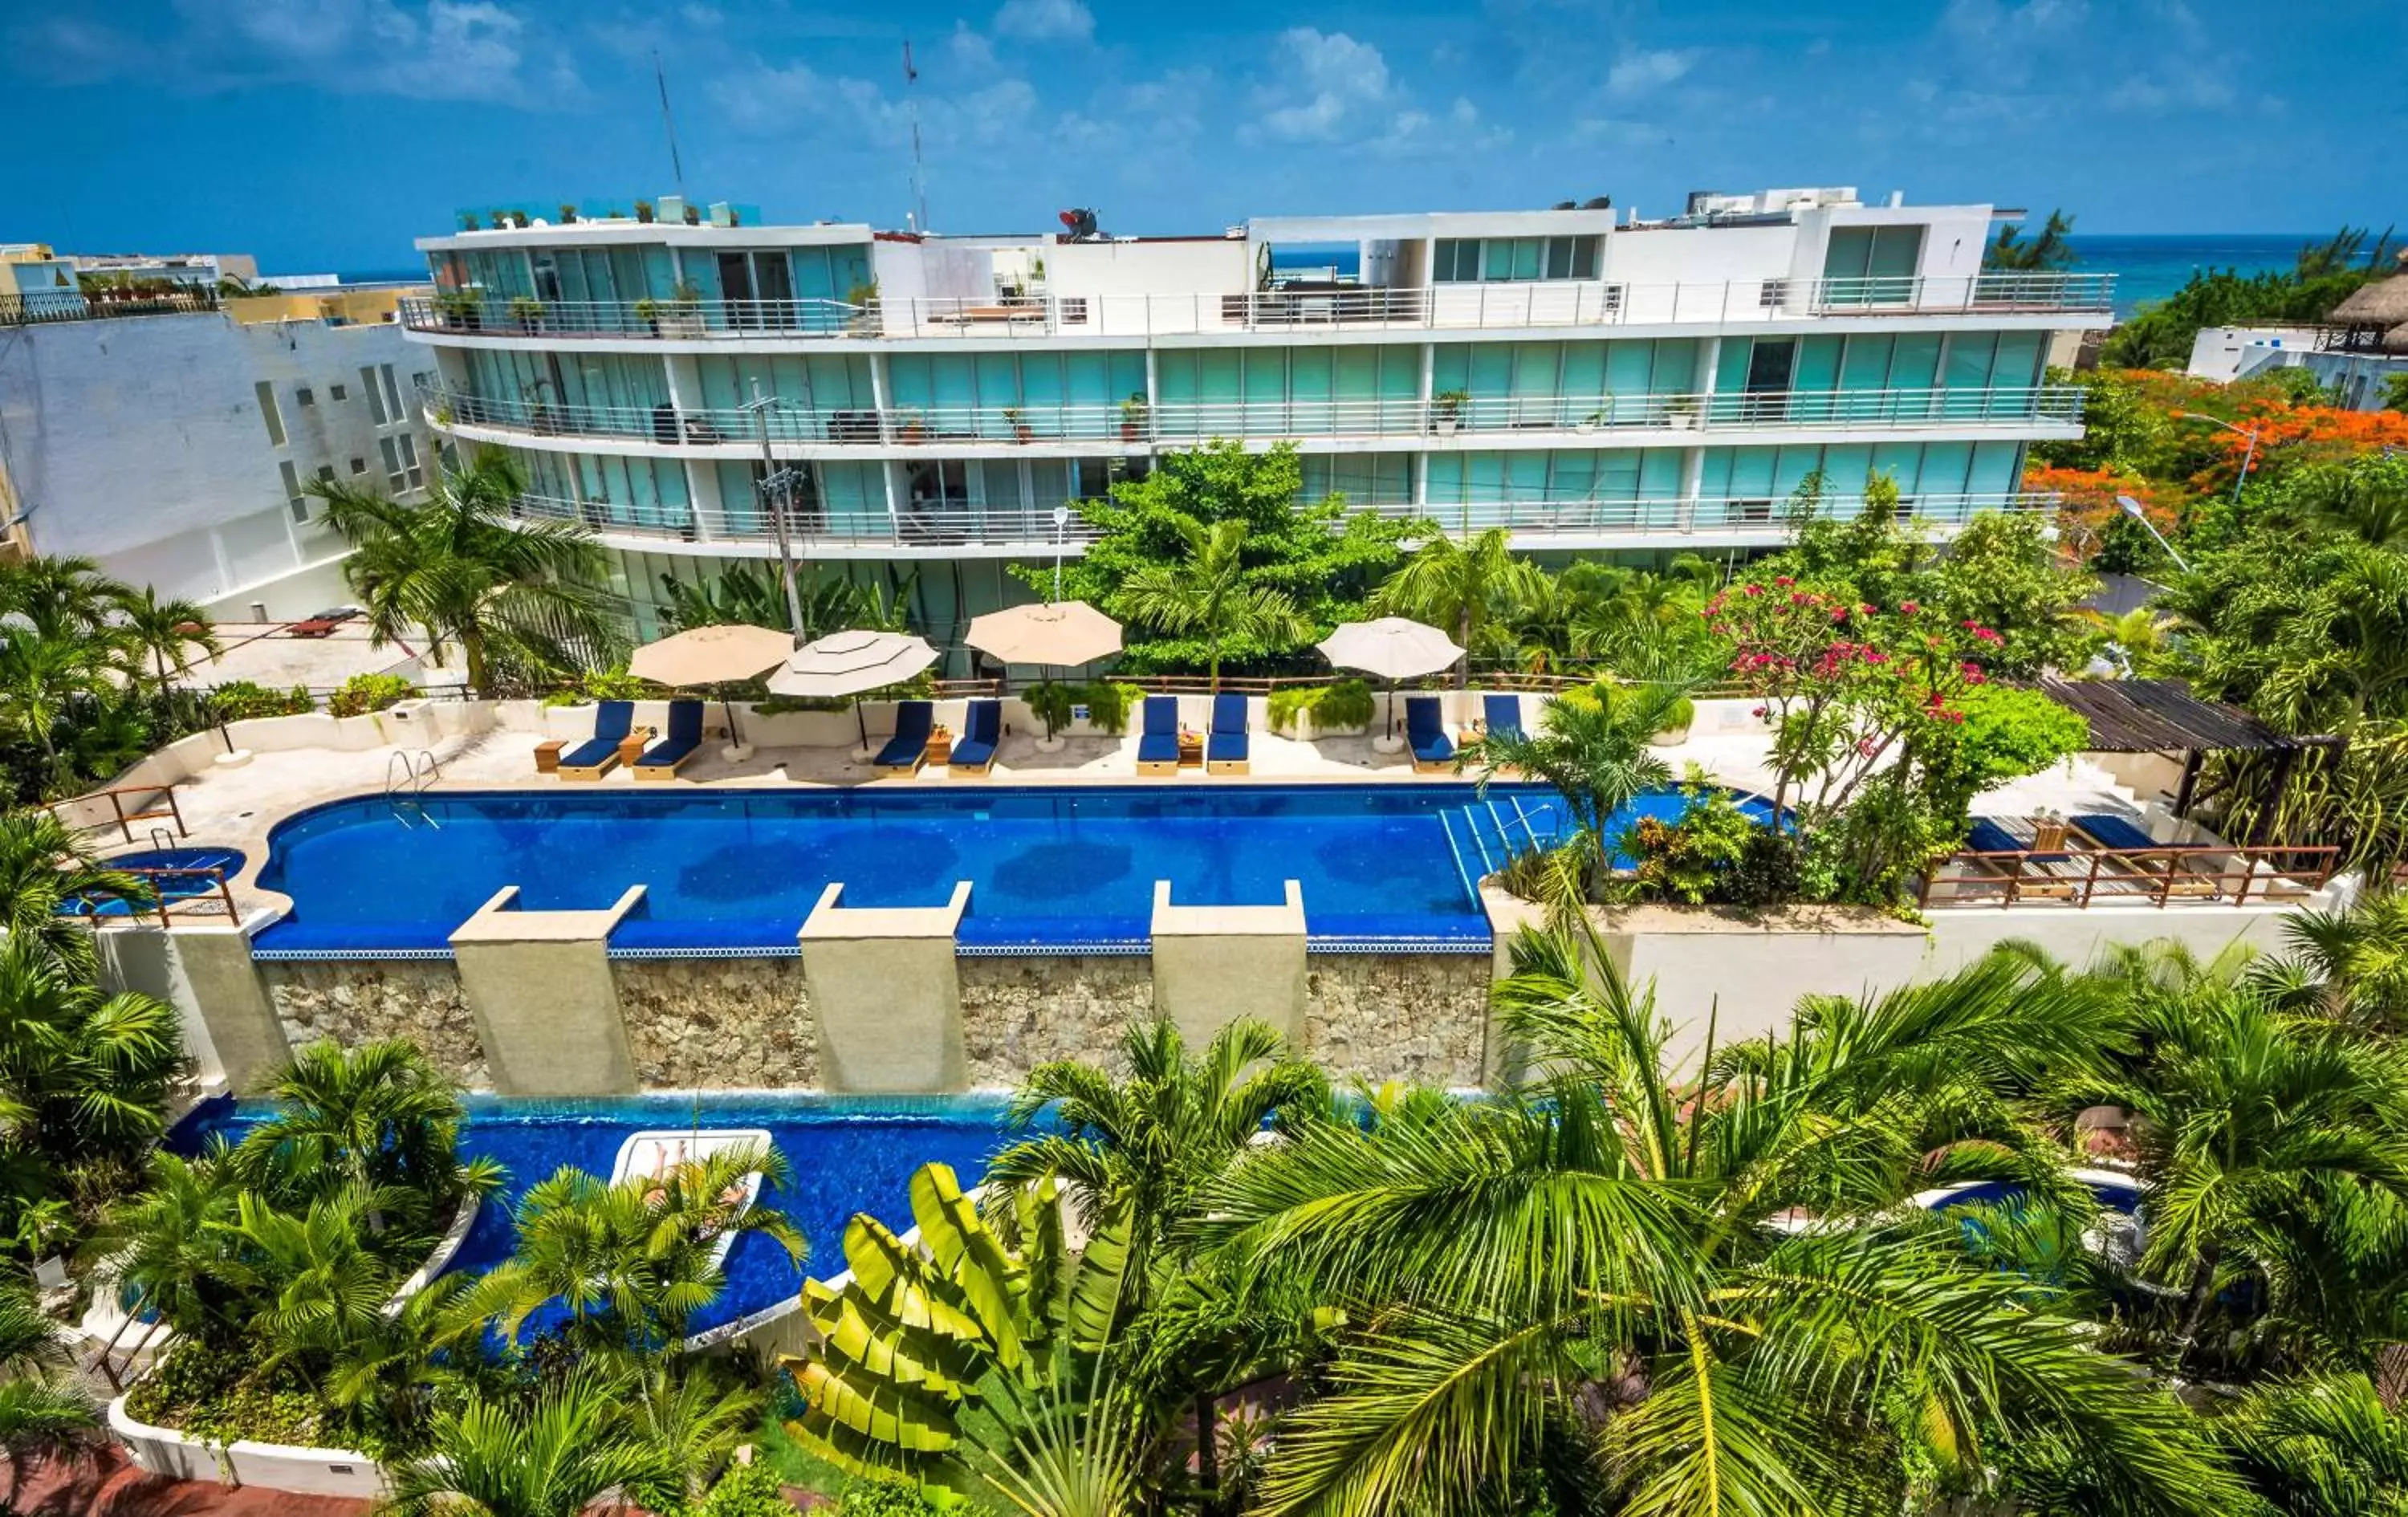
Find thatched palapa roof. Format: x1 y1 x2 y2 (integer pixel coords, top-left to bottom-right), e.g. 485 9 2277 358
2328 275 2408 327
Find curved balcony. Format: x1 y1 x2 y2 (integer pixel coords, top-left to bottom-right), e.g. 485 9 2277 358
398 272 2116 344
512 490 2055 555
422 384 2085 453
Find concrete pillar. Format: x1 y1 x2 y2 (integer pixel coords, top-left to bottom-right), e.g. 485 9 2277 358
798 881 969 1093
98 924 287 1092
1150 880 1307 1047
448 885 641 1096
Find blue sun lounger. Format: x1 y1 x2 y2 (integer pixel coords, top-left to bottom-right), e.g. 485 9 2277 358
1136 696 1182 776
1206 693 1250 775
2070 813 2154 852
950 698 1002 775
557 700 641 781
874 701 934 777
633 700 706 781
1405 695 1454 772
1481 693 1526 742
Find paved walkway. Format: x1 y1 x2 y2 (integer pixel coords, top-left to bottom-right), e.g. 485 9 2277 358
0 1448 370 1517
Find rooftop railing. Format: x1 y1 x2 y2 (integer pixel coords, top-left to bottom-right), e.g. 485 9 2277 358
2 291 223 327
512 490 2055 550
397 271 2115 343
423 384 2085 449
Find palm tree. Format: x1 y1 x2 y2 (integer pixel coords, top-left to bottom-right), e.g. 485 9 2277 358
0 810 149 976
384 1373 683 1517
1115 519 1306 690
236 1038 494 1231
635 1364 761 1505
2085 964 2408 1375
1456 680 1687 861
2082 606 2185 678
312 452 623 697
115 586 221 695
988 1017 1327 1292
1186 925 2242 1517
469 1142 804 1352
2218 1373 2408 1515
0 627 123 781
105 1150 246 1346
1372 527 1545 687
0 1379 98 1497
0 937 184 1157
0 555 132 642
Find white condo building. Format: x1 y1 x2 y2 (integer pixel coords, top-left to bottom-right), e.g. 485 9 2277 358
404 187 2113 642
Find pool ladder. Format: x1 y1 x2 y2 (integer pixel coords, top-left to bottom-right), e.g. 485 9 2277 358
1436 797 1566 905
386 750 442 829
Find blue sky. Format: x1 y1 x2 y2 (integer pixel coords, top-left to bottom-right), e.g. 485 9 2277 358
6 0 2402 271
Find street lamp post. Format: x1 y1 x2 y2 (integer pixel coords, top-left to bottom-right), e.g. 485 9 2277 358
2115 494 2190 572
740 380 808 639
2170 409 2260 506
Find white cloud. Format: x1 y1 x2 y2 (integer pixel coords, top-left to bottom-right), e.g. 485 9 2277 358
710 55 1039 148
949 21 998 72
1604 47 1698 97
1249 28 1397 144
992 0 1094 43
14 0 559 100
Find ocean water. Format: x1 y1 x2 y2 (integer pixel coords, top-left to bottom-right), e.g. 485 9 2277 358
2061 234 2325 318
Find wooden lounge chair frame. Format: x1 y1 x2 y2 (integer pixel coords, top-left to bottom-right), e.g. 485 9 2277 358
633 702 707 782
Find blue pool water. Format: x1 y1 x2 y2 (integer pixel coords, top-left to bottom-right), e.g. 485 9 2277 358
169 1095 1014 1337
1927 1175 2143 1217
61 847 247 917
249 783 1736 955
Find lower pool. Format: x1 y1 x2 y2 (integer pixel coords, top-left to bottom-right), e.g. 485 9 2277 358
169 1094 1014 1337
61 847 246 918
250 782 1740 955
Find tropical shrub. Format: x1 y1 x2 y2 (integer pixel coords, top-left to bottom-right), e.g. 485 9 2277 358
1078 680 1141 734
1022 679 1077 738
207 681 315 722
326 671 416 717
539 665 653 707
695 1461 803 1517
1266 679 1375 734
1621 779 1763 906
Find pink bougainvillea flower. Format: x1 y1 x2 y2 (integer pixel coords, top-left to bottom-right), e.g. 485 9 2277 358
1900 600 1919 615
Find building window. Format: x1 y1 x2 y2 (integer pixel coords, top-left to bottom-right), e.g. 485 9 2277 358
396 431 423 489
380 437 404 491
360 367 388 424
279 460 306 515
1432 235 1601 283
379 364 404 420
316 465 336 482
1759 279 1789 307
350 457 368 475
295 387 315 407
254 382 287 445
330 383 348 402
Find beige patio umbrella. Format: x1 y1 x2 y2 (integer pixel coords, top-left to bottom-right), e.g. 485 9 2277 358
964 600 1123 668
1316 616 1465 752
767 628 942 753
627 623 795 758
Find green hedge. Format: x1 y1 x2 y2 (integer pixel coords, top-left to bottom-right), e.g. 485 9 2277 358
1267 680 1376 734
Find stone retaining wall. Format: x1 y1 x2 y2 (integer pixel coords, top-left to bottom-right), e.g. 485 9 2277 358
259 960 487 1087
959 956 1154 1084
612 958 819 1088
1305 954 1492 1087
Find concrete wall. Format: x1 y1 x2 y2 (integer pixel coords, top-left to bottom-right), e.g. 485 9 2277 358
0 311 435 614
798 882 970 1093
449 885 642 1096
1151 881 1308 1045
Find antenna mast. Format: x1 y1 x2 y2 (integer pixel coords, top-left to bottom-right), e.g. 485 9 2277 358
903 41 929 232
654 49 686 193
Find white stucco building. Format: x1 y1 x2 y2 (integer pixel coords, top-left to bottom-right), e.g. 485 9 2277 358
404 187 2115 640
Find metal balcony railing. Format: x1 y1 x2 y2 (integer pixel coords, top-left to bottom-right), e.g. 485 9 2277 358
397 271 2116 343
510 490 2056 549
422 384 2085 449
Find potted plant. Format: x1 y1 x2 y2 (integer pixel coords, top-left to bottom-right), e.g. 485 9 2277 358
1577 409 1603 433
1431 389 1470 437
1649 693 1695 746
1665 393 1701 430
434 289 482 331
657 281 706 338
504 208 531 230
895 410 928 443
845 279 881 335
635 199 655 223
1119 392 1149 442
508 295 546 333
1004 406 1032 444
557 204 578 226
633 297 661 336
683 204 703 226
458 211 482 232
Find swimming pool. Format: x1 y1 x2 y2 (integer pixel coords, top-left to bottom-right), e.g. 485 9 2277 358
250 783 1738 956
61 847 247 918
169 1094 1014 1337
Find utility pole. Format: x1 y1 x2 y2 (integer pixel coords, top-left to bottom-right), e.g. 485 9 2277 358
742 380 807 637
